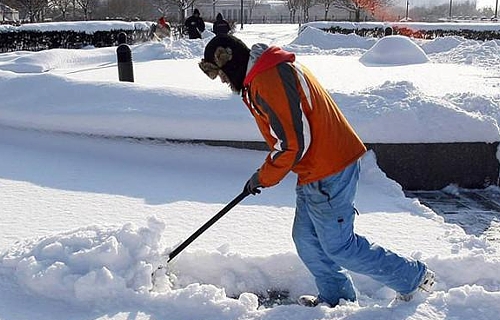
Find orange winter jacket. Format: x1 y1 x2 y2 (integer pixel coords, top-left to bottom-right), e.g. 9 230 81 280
242 44 366 187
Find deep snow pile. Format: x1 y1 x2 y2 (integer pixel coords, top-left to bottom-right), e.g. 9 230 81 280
0 216 311 306
1 217 164 303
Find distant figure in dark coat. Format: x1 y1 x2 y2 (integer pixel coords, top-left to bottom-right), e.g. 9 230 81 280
212 13 231 36
184 8 205 39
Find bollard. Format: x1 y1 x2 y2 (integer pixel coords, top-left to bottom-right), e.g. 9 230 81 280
384 26 393 37
116 32 134 82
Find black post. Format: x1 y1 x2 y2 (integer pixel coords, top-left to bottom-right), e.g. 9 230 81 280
405 0 409 20
449 0 453 20
116 32 134 82
240 0 243 29
384 26 393 36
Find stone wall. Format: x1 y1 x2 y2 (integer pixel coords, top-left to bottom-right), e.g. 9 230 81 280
158 139 499 190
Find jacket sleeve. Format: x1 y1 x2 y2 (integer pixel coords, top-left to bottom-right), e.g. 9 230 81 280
198 19 206 32
251 64 311 187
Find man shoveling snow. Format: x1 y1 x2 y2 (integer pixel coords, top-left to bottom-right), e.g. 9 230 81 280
198 34 435 307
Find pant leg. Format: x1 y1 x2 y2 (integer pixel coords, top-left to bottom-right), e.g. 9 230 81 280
303 161 426 296
293 190 356 305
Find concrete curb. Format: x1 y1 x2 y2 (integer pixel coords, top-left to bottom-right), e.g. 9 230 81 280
124 137 500 191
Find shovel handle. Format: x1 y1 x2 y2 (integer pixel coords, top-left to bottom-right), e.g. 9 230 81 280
167 189 250 263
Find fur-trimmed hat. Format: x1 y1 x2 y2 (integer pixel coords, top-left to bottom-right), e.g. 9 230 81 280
201 34 250 92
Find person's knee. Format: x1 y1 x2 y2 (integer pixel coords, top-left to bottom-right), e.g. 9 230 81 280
292 229 322 260
292 227 312 249
321 231 356 258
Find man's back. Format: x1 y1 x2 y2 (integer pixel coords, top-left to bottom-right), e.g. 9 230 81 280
244 46 366 186
213 14 230 35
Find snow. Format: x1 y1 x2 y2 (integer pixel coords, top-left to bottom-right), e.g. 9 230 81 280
390 21 500 32
0 22 500 320
4 21 152 33
359 35 430 65
290 26 377 51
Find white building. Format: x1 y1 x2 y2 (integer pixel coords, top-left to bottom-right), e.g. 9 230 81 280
191 0 358 23
0 2 19 22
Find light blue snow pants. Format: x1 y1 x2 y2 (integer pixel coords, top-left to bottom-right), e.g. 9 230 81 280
292 160 426 306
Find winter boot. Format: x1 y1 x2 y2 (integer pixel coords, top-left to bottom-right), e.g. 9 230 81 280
297 295 334 307
297 295 320 307
395 269 436 302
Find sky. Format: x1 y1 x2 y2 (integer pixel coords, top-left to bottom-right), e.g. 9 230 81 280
476 0 498 9
0 21 499 320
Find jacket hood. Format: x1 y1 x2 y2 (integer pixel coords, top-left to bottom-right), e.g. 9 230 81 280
216 13 223 20
243 44 295 86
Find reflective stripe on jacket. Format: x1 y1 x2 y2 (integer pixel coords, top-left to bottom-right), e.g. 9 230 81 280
242 44 366 187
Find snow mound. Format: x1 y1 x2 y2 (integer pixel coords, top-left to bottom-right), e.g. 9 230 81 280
290 26 376 51
359 35 429 66
0 217 165 303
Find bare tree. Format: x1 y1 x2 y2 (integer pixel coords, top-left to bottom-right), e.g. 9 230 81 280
247 0 259 23
317 0 335 20
298 0 316 22
49 0 71 20
106 0 139 19
286 0 300 23
333 0 393 22
210 0 219 20
74 0 97 20
7 0 49 22
166 0 196 23
150 0 171 17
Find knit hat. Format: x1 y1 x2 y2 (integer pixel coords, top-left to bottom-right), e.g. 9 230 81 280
199 34 250 92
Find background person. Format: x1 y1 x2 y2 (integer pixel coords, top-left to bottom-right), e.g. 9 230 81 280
184 9 205 39
212 12 231 36
153 17 171 40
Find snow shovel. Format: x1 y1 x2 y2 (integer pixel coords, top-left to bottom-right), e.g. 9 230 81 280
151 189 251 287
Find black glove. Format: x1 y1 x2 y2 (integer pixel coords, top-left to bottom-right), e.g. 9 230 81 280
244 171 262 195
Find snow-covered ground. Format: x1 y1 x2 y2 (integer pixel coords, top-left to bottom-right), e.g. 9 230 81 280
1 23 500 320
